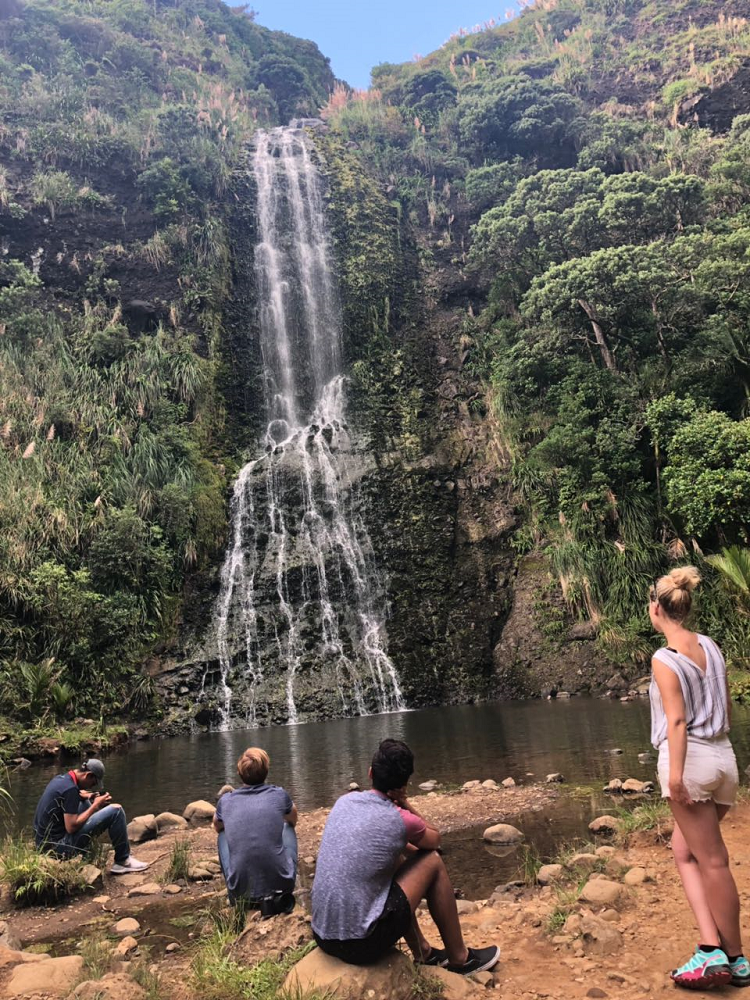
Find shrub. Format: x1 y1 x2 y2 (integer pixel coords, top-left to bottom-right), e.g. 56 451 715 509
0 838 89 905
29 170 77 220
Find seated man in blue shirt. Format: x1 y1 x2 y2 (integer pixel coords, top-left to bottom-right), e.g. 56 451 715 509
213 747 298 913
33 758 148 874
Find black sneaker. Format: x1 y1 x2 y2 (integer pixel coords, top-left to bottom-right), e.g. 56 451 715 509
447 945 501 976
416 947 449 967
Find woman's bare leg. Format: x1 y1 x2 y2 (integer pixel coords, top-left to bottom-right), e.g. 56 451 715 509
671 804 731 949
669 800 741 956
395 851 469 965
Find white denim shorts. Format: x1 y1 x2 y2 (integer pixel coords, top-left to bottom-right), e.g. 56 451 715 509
657 734 739 806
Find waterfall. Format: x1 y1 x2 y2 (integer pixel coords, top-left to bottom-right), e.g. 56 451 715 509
210 124 404 728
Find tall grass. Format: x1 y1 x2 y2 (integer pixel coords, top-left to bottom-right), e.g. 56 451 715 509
0 837 89 905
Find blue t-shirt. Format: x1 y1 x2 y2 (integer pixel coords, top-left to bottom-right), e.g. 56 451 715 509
34 773 81 846
215 784 294 898
312 791 421 941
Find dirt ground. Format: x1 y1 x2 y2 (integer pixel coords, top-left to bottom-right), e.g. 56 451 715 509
2 787 749 999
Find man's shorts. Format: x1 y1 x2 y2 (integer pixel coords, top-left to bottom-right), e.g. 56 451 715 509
657 734 739 806
314 881 412 965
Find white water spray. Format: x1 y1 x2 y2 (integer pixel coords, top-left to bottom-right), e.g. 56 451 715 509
211 124 404 728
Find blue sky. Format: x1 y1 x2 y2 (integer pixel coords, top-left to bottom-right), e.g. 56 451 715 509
250 2 522 90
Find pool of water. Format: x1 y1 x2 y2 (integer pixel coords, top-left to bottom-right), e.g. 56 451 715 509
7 698 750 896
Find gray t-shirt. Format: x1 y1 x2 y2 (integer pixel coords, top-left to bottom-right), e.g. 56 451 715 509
215 783 294 898
312 791 421 941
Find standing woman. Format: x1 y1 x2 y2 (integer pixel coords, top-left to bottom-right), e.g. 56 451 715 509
649 566 748 989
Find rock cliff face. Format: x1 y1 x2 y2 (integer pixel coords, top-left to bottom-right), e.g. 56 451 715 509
153 124 620 730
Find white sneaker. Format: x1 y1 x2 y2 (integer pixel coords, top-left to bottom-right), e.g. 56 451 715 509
110 856 150 874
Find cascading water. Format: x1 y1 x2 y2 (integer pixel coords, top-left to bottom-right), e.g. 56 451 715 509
210 123 404 729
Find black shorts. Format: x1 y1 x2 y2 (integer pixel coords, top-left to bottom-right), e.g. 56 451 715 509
314 881 412 965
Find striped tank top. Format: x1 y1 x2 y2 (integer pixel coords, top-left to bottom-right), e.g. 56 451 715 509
649 634 730 748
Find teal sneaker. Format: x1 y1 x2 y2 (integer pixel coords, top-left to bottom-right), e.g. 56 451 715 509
731 956 750 988
670 947 732 990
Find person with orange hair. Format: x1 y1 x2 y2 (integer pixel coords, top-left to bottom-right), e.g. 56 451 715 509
213 747 298 914
649 566 748 989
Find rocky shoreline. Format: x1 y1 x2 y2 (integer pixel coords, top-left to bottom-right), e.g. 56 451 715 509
0 777 720 1000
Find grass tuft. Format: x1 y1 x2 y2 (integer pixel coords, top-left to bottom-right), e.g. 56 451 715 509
0 837 89 905
613 801 672 842
163 837 191 884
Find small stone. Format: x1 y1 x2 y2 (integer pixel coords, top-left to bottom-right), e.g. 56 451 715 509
564 914 583 935
604 778 623 793
348 782 360 791
81 864 103 887
188 866 213 881
92 894 110 904
600 909 620 923
165 943 180 953
0 920 21 950
501 777 516 788
304 856 315 865
216 784 234 800
623 867 648 886
537 864 564 885
456 900 479 915
621 778 655 794
462 780 481 790
568 853 599 872
470 970 495 986
115 936 138 957
482 779 498 789
587 989 609 998
482 823 524 845
419 780 438 791
580 912 624 956
609 748 623 755
546 773 565 783
126 882 162 897
595 847 616 858
589 815 620 835
163 884 182 895
112 918 140 938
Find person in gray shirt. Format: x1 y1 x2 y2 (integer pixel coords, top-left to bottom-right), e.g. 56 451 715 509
312 738 500 976
213 747 297 910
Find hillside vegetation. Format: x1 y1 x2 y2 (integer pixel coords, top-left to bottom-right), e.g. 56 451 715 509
0 0 333 723
323 0 750 684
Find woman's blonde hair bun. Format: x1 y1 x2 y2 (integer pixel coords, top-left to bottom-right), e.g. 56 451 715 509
666 565 701 593
654 565 701 620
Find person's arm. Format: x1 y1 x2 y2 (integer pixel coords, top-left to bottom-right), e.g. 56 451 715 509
212 815 224 833
652 658 692 807
64 792 111 834
388 789 440 849
284 803 298 828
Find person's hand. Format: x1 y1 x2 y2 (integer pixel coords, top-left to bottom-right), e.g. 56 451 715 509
93 793 111 810
669 778 693 807
387 788 407 808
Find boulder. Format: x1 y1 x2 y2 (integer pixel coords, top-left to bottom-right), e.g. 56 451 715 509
595 846 616 858
284 946 415 1000
537 864 564 885
568 853 599 872
462 780 481 790
622 778 654 794
546 773 565 783
7 955 84 996
155 811 188 832
580 879 623 907
481 779 498 789
419 780 438 792
455 900 479 915
589 815 620 835
605 672 628 692
580 912 624 956
216 785 234 801
73 974 146 1000
426 965 480 998
126 814 157 844
564 914 583 935
482 823 524 845
0 920 21 951
501 777 516 788
112 918 141 938
183 800 216 824
623 867 648 886
163 884 182 895
0 946 50 970
114 936 139 957
604 778 623 793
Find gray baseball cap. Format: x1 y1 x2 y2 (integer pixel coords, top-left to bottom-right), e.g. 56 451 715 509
81 758 105 786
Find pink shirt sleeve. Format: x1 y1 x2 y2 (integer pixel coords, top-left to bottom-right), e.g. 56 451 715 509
397 806 426 845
